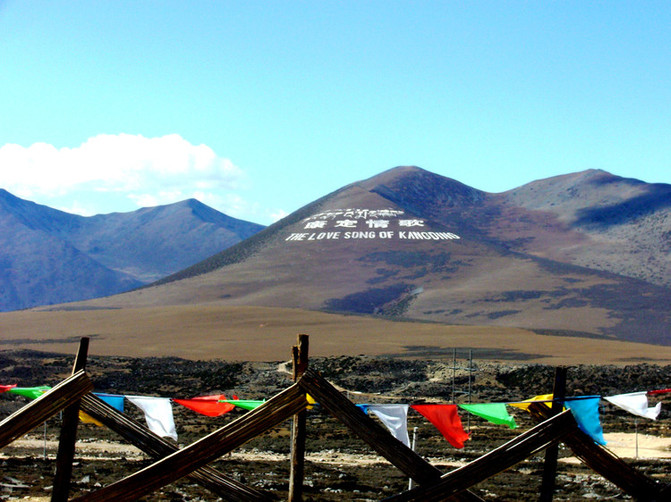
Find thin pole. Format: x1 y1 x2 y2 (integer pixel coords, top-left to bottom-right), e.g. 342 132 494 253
451 348 456 404
408 427 418 490
635 418 639 459
467 350 473 432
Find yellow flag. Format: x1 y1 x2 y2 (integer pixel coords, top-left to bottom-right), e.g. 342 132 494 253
509 394 554 411
79 411 104 427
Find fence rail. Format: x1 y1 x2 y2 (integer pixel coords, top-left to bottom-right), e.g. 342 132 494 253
1 336 669 501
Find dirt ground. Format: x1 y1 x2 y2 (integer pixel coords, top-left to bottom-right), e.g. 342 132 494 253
4 305 671 365
2 427 670 501
1 350 670 500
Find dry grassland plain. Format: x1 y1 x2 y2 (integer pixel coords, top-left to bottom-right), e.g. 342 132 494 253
2 305 671 365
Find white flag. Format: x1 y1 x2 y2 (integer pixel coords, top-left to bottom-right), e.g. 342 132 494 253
127 396 178 440
367 404 410 447
604 392 661 420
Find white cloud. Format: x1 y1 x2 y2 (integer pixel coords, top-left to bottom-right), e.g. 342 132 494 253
0 133 246 214
270 209 289 222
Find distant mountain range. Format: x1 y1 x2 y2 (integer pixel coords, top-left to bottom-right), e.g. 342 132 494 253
0 189 265 311
73 166 671 346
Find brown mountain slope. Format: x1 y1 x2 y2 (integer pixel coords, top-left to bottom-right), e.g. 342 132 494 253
503 170 671 287
65 166 671 346
4 305 671 364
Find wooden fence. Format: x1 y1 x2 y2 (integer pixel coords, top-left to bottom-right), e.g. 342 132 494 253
1 335 669 501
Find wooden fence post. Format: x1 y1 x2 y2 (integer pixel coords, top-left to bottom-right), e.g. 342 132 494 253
72 383 307 502
52 336 90 502
80 393 270 501
289 334 309 502
384 410 577 502
528 403 665 499
539 366 567 502
298 369 443 485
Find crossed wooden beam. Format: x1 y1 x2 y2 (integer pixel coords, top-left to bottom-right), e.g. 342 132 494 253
1 337 669 501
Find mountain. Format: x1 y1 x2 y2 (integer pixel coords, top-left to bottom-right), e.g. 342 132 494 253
74 166 671 346
0 190 264 311
502 170 671 287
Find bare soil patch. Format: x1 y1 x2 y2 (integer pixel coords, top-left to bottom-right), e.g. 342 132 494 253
3 305 671 365
1 349 670 500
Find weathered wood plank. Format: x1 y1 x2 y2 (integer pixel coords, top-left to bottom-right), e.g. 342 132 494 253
289 334 309 502
539 366 567 502
298 368 443 485
383 409 576 502
73 382 307 502
0 370 93 449
80 392 272 501
298 369 486 502
52 336 90 502
528 403 666 500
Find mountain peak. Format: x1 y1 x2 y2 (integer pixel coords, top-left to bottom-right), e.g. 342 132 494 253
32 165 671 346
360 165 485 218
503 169 651 215
0 189 265 311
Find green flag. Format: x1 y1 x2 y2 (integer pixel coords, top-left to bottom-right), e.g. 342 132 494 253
8 386 51 400
458 403 517 429
218 399 265 411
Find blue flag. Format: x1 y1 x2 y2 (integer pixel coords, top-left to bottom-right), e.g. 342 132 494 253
95 393 125 413
565 396 606 445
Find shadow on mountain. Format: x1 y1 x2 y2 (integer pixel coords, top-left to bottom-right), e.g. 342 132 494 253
574 184 671 228
324 283 414 314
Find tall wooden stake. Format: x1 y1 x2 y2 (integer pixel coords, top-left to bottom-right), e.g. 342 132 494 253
539 366 567 502
52 336 90 502
289 334 309 502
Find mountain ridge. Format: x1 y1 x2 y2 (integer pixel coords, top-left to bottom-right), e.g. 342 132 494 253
154 166 671 288
0 190 264 311
79 166 671 346
8 166 671 346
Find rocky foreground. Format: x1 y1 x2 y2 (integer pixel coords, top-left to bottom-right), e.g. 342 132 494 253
1 350 670 500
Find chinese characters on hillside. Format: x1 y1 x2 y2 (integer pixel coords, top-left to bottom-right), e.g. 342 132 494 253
285 208 460 242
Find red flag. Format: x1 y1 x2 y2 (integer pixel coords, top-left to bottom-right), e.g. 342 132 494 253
0 384 17 393
647 388 671 396
411 404 470 449
173 394 235 417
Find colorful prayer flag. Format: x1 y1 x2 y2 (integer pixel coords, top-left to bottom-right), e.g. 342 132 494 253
411 404 470 449
79 411 104 427
94 393 125 413
459 402 517 429
565 396 606 445
127 396 177 441
7 386 51 399
367 404 411 447
174 394 236 417
509 394 554 411
647 388 671 396
218 399 265 411
605 392 662 420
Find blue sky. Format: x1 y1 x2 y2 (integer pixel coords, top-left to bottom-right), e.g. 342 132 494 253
1 1 669 224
